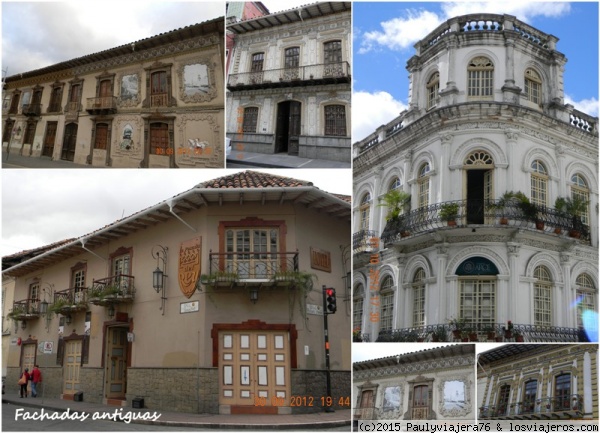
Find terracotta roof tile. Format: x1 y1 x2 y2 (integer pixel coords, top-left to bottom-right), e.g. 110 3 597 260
197 170 313 189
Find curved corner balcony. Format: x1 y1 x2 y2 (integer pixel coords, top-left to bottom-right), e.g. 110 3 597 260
380 199 591 247
365 323 588 343
479 394 584 420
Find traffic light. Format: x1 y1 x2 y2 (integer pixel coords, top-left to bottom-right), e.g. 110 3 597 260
325 288 337 314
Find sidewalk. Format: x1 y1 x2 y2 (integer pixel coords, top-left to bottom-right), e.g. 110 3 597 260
2 152 93 169
2 393 351 430
227 150 351 169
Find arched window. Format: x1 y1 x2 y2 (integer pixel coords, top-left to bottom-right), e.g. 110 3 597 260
534 266 552 327
522 380 538 414
554 374 571 410
359 193 372 231
380 276 394 332
468 56 494 99
353 284 365 334
576 273 596 328
525 68 542 105
412 268 426 327
418 163 430 208
389 176 402 191
571 174 590 226
426 72 439 110
531 160 548 206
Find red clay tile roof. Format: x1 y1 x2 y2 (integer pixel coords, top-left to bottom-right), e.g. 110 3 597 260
2 238 76 270
198 170 313 189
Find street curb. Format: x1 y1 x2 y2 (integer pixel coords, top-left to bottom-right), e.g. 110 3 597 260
226 158 290 168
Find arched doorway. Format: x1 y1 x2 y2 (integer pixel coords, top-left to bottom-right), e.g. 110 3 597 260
464 151 494 224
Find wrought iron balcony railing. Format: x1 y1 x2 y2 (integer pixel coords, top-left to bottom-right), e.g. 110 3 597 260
9 298 40 321
381 199 591 246
373 323 584 343
353 230 379 254
86 96 117 113
52 287 88 314
480 394 584 419
206 251 299 284
227 62 350 90
22 103 42 116
88 274 135 306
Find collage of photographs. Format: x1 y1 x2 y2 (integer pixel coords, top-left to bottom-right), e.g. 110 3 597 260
0 1 598 432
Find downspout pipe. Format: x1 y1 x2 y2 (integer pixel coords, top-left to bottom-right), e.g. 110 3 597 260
167 200 197 233
80 238 106 261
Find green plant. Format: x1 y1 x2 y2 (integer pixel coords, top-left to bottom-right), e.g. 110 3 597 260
200 271 239 285
448 316 466 331
439 202 459 222
555 196 588 218
88 285 103 299
430 327 448 342
378 189 411 221
7 305 26 320
49 297 70 315
512 192 539 222
101 285 121 297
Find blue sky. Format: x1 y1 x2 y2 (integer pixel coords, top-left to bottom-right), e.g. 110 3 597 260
352 1 599 142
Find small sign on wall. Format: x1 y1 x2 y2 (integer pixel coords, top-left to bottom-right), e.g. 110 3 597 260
310 247 331 272
180 300 199 314
307 303 323 316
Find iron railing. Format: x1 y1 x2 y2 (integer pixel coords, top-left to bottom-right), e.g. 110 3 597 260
374 323 583 343
22 103 42 116
10 298 40 320
353 230 379 254
89 274 135 305
86 96 117 112
53 287 88 313
228 62 350 89
208 251 299 280
381 199 590 246
480 394 583 419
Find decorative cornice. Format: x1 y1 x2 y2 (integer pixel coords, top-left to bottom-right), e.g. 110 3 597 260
354 355 473 381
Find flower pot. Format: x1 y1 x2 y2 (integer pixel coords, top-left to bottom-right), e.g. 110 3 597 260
461 337 469 342
500 217 509 225
452 330 462 339
447 220 457 227
487 332 495 340
515 335 524 342
495 336 503 342
431 335 439 342
535 221 545 230
554 227 562 235
469 333 478 341
569 229 581 239
504 331 513 339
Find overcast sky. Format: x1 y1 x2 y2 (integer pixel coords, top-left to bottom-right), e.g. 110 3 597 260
1 1 225 77
1 169 352 257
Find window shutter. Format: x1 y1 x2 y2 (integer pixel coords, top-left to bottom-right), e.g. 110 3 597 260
81 335 89 365
56 337 65 366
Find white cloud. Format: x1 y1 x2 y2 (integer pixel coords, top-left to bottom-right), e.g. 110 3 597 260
358 2 572 54
565 95 599 117
352 91 408 143
359 10 442 53
442 2 571 23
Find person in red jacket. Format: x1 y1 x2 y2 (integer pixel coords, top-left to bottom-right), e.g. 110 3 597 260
31 365 42 398
19 368 30 398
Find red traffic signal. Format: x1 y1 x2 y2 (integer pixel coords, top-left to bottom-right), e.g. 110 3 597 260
325 288 337 313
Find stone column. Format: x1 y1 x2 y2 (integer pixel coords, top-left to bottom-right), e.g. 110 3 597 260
583 351 593 418
373 165 384 233
435 244 449 323
395 254 406 329
506 242 521 323
439 133 453 201
504 130 519 192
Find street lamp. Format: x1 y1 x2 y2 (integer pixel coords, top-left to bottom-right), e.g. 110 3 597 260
151 245 168 315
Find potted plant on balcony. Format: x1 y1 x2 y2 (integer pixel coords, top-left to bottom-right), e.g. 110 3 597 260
49 298 71 315
353 327 362 342
483 324 496 340
514 331 524 342
504 321 514 339
555 196 588 238
512 192 544 230
7 305 26 321
379 189 411 221
488 191 518 225
439 202 459 227
448 317 466 339
430 327 448 342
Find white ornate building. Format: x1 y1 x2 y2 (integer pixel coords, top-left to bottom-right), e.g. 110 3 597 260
352 14 598 343
353 345 475 422
226 2 351 163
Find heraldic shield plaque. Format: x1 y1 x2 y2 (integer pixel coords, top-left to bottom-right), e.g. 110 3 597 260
179 237 201 298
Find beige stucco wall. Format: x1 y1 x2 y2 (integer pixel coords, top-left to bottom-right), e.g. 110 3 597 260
6 200 351 375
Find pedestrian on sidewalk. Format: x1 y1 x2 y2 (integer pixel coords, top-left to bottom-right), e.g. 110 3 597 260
31 365 42 397
18 368 30 398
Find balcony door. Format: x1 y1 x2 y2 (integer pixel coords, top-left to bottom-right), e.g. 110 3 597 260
275 101 300 155
60 123 77 161
554 374 571 411
412 385 429 419
465 152 494 224
226 228 278 279
497 384 510 416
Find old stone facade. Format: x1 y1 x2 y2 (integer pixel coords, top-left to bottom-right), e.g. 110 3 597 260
226 2 351 163
353 345 476 422
478 344 598 420
352 14 598 343
2 18 225 168
3 171 351 415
